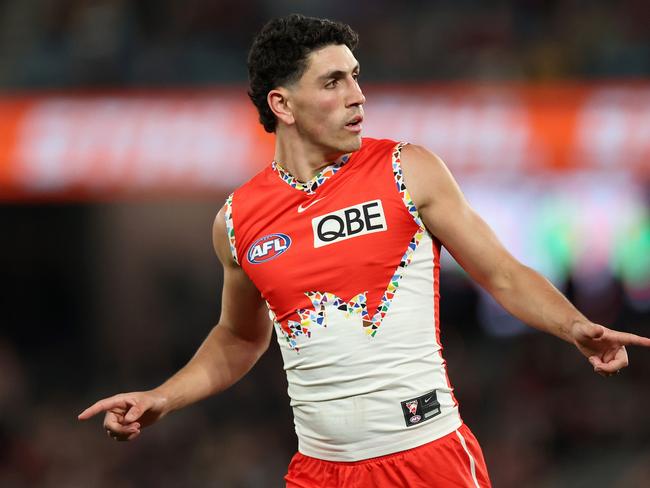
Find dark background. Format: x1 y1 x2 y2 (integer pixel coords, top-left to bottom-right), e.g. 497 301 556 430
1 1 649 487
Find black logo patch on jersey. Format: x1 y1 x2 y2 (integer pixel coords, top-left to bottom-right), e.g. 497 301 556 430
311 199 387 248
400 389 441 427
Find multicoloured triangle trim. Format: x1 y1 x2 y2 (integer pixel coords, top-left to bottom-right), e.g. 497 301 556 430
272 154 350 195
224 193 239 265
391 142 424 228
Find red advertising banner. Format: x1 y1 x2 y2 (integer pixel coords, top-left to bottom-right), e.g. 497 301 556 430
0 83 648 199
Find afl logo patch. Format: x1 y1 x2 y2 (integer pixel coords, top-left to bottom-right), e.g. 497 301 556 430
247 233 291 264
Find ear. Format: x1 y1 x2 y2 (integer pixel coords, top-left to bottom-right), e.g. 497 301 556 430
267 88 295 126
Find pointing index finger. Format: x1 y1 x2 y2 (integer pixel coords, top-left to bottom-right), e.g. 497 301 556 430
612 331 650 348
78 395 128 420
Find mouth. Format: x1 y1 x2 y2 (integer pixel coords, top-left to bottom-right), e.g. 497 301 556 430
345 114 364 133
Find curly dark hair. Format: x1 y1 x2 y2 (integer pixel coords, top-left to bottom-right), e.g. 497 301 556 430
247 14 359 133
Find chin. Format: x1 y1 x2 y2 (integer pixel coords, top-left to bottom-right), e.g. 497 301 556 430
322 134 362 159
342 134 363 152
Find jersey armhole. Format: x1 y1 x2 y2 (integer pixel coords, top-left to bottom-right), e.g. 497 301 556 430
391 142 425 229
223 192 240 265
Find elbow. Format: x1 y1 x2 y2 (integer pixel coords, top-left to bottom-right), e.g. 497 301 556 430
490 269 514 294
485 261 530 297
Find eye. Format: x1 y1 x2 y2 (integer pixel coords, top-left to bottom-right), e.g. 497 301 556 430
326 79 338 88
352 73 360 81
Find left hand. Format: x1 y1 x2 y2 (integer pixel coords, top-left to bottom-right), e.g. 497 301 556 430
572 322 650 377
78 390 169 442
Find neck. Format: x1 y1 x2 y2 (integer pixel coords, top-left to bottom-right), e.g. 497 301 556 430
274 128 345 182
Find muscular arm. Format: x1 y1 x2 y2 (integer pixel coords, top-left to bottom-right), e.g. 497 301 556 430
154 210 271 411
79 208 272 439
400 144 650 374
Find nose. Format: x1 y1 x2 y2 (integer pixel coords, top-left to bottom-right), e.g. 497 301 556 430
347 78 366 107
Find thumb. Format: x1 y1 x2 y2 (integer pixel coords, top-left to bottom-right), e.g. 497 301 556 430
589 355 605 368
124 403 146 423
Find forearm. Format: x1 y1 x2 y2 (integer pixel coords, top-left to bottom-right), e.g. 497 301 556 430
487 262 587 343
153 323 267 414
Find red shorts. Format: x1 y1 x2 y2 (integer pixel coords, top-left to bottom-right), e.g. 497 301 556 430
285 423 491 487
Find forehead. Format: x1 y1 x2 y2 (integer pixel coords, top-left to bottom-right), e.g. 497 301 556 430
301 44 359 80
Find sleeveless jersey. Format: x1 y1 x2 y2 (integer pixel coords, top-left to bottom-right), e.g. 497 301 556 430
224 138 461 461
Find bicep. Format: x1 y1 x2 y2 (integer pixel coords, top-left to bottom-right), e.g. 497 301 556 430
213 210 272 347
401 144 520 290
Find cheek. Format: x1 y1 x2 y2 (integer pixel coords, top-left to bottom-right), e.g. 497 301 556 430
292 94 347 144
300 96 340 129
318 100 344 138
318 96 340 114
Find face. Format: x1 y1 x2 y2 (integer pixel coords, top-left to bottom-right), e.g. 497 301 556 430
285 44 366 158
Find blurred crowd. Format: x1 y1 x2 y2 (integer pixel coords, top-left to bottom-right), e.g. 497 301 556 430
0 0 649 89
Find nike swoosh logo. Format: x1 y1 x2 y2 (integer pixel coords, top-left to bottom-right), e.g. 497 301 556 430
423 395 433 403
298 198 324 213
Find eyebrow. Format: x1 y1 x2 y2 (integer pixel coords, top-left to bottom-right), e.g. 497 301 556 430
318 64 361 81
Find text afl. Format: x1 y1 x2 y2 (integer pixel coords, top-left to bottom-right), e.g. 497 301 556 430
247 233 292 264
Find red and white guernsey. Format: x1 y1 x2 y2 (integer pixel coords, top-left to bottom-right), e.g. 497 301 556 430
224 138 461 461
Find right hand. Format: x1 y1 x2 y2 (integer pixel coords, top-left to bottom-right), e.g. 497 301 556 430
78 390 168 441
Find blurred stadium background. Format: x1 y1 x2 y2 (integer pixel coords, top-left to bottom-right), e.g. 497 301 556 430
1 1 648 487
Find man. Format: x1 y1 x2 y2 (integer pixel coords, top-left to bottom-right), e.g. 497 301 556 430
79 14 650 487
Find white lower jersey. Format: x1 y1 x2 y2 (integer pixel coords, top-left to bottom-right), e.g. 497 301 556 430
274 230 461 462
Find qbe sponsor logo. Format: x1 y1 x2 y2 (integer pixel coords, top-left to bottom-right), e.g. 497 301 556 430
247 233 291 264
312 200 387 248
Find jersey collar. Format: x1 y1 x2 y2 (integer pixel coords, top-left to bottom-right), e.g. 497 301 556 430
272 154 350 195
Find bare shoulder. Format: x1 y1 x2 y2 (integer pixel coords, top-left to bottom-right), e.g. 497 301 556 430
399 143 461 212
401 143 446 169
